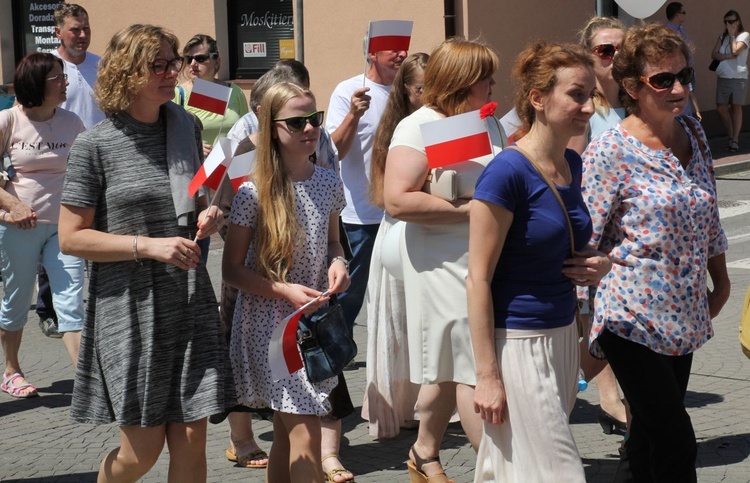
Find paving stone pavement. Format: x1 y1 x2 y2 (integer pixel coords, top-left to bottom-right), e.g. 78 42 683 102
3 170 750 482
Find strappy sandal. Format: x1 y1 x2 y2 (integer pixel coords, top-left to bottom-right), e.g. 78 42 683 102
1 372 38 398
225 438 268 468
728 140 739 153
322 454 355 482
406 446 454 483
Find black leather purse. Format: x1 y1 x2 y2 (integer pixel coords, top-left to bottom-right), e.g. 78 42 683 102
297 301 357 383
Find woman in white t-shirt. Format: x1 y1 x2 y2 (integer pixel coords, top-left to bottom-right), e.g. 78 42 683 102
712 9 749 153
0 53 85 398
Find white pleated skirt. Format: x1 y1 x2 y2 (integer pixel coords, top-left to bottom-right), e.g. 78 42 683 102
474 323 585 483
362 215 420 438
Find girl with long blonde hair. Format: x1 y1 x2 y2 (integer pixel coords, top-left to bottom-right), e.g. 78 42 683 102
222 82 350 482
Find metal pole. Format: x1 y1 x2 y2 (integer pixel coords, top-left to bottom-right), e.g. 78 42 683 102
295 0 304 63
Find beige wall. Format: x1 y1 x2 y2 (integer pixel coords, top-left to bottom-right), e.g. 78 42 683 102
1 0 746 130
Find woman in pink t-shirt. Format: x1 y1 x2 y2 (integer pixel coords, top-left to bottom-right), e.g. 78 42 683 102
0 53 85 398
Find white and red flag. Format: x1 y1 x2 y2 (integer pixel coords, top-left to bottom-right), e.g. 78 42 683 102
269 309 305 382
269 293 329 382
227 149 255 192
187 78 232 115
420 109 492 169
187 137 234 197
366 20 413 54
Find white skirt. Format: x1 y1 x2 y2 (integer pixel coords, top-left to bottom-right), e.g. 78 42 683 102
474 323 585 483
402 221 475 385
361 216 419 438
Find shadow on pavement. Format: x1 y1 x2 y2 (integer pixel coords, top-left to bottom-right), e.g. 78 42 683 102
684 390 724 408
0 379 73 417
2 472 98 482
697 432 750 467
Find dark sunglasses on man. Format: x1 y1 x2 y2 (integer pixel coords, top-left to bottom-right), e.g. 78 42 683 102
273 111 325 132
640 67 694 90
591 43 619 61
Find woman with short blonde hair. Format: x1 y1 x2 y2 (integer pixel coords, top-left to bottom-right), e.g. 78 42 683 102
59 24 234 482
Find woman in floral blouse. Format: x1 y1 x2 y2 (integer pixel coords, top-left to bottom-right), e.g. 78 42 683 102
581 24 730 482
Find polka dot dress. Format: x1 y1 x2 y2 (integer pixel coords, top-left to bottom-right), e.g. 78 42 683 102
228 165 346 415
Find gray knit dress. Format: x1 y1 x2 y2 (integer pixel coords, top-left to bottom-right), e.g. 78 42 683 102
62 107 236 426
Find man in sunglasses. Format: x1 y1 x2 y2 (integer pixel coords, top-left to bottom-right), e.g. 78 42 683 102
36 3 103 339
665 2 701 120
325 48 406 345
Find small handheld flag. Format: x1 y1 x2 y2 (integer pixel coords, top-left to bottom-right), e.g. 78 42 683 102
420 109 492 169
187 78 232 116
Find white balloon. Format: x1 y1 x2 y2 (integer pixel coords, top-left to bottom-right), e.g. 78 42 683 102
381 220 406 281
615 0 666 19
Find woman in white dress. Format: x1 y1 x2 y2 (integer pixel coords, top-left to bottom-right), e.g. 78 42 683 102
383 38 503 482
362 52 428 439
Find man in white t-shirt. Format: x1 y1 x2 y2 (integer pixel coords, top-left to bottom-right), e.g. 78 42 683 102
326 48 406 337
37 3 104 339
51 3 104 129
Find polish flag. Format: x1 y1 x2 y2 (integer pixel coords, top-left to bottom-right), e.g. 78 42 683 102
269 309 305 382
268 292 329 381
227 149 255 192
188 137 233 197
420 109 492 169
187 78 232 115
367 20 413 54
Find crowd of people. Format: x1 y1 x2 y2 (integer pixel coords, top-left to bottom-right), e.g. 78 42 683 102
0 2 744 482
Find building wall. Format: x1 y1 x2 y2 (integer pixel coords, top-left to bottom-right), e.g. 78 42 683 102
303 0 446 112
1 0 746 136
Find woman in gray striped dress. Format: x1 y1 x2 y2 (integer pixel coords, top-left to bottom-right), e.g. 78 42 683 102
58 24 234 482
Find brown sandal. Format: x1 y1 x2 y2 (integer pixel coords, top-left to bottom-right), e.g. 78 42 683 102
406 446 454 483
322 454 355 482
226 438 268 468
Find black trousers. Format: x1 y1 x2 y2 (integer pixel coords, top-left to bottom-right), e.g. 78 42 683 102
598 329 697 483
35 262 57 321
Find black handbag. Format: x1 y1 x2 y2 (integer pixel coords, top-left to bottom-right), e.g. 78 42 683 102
297 301 357 383
709 59 720 72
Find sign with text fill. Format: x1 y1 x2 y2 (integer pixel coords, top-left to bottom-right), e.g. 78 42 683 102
229 0 294 79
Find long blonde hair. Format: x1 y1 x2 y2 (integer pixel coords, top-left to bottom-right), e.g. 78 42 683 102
369 52 429 208
254 82 315 283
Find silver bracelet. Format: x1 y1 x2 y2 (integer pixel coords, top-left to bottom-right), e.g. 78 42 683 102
133 235 142 264
330 256 349 271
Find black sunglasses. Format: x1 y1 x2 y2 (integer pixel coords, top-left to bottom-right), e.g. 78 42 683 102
273 111 325 132
592 44 619 60
725 18 738 25
640 67 694 90
185 52 219 64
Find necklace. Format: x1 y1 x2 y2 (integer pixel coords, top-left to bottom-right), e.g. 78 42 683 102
524 144 571 186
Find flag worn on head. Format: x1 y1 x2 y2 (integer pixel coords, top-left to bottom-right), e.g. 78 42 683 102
269 309 305 382
366 20 413 54
187 78 232 115
420 109 492 169
187 137 235 197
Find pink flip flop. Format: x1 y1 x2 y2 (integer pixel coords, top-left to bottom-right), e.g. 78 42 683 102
1 372 39 398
